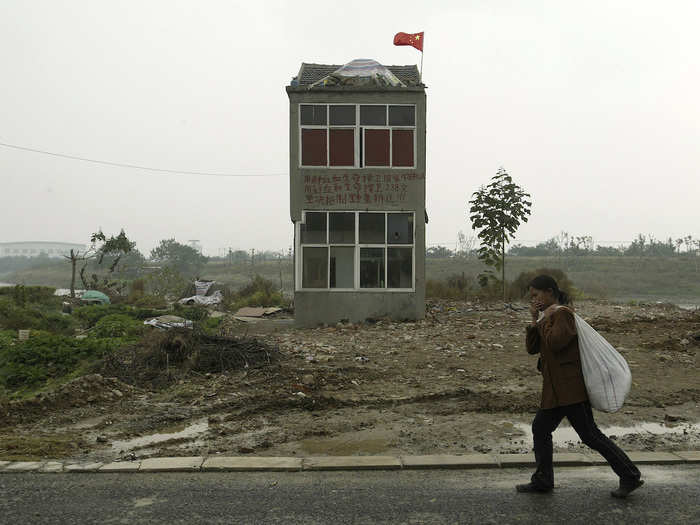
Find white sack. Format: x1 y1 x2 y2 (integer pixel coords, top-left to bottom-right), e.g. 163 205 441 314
574 313 631 413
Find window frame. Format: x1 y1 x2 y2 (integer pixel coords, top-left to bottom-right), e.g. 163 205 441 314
296 210 415 292
299 104 416 169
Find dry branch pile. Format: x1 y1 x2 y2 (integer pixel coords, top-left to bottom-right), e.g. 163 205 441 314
100 329 279 388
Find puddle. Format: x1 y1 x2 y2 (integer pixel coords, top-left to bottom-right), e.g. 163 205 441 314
295 429 394 455
111 420 209 453
512 421 700 447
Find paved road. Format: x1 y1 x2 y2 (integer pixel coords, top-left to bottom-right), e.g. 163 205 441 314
1 466 698 524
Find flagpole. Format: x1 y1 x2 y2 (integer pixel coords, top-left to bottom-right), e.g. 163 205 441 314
419 33 424 84
420 51 423 84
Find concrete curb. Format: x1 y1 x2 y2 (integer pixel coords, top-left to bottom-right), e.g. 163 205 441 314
1 452 698 474
202 457 302 472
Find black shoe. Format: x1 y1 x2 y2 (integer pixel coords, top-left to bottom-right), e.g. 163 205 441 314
516 482 553 494
611 479 644 499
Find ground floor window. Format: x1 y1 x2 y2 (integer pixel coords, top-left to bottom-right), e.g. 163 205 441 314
298 210 414 290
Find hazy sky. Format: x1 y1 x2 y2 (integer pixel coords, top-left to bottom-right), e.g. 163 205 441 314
1 0 698 256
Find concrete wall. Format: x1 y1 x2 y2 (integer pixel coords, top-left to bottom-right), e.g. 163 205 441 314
294 289 423 326
287 86 426 327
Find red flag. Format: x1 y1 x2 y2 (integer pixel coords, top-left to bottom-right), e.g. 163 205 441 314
393 31 424 52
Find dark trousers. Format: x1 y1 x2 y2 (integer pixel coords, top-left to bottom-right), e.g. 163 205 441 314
531 401 641 488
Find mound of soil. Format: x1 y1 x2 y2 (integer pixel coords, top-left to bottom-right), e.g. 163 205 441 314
0 374 135 426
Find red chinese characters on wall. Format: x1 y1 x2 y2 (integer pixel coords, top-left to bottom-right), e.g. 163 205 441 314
303 172 425 206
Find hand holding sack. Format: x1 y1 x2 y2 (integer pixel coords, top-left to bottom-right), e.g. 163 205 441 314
573 313 632 412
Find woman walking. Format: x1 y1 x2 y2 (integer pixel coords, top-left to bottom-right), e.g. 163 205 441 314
516 274 643 498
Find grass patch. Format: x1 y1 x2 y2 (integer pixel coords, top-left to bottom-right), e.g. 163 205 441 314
0 332 126 391
73 304 166 327
0 432 87 460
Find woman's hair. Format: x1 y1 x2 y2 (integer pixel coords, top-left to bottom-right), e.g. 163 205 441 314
529 274 571 305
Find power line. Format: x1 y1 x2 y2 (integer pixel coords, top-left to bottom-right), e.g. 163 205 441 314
0 140 285 178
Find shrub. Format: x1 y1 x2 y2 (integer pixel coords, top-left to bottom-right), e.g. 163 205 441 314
223 275 288 312
129 278 146 297
74 304 165 327
0 285 56 305
72 304 120 326
128 294 167 309
201 316 223 334
0 300 40 330
173 304 209 321
0 330 15 347
0 333 122 390
39 312 75 335
145 267 188 297
509 268 577 301
92 314 144 339
0 299 75 335
425 273 480 300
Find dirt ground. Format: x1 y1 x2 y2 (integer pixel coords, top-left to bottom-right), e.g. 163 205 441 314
1 300 699 462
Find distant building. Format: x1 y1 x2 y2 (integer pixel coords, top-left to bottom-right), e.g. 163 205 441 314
0 241 86 258
286 58 427 327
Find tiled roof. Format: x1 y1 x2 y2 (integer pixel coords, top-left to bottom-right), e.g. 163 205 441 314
294 63 422 87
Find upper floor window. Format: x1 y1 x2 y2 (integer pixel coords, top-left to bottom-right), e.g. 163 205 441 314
299 104 415 169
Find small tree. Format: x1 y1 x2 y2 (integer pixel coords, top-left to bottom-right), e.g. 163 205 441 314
64 248 86 298
63 229 135 297
80 229 136 294
150 238 208 276
469 167 532 301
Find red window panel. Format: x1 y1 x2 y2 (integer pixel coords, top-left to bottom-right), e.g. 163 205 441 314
364 129 390 166
329 129 354 166
392 129 414 167
301 129 327 166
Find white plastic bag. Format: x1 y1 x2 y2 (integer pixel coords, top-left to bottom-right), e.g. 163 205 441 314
574 313 632 412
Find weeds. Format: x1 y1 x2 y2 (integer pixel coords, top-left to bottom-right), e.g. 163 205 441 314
223 275 288 312
0 333 124 390
92 314 145 338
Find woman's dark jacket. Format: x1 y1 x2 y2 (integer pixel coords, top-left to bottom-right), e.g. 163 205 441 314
525 307 588 409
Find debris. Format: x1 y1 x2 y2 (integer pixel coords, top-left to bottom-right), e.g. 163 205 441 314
354 356 369 363
234 306 283 318
178 290 223 306
144 315 194 330
194 280 215 296
54 288 86 297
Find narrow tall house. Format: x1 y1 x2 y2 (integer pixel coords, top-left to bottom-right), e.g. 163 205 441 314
286 59 426 326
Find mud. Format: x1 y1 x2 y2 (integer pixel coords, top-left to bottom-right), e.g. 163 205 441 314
1 300 699 462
